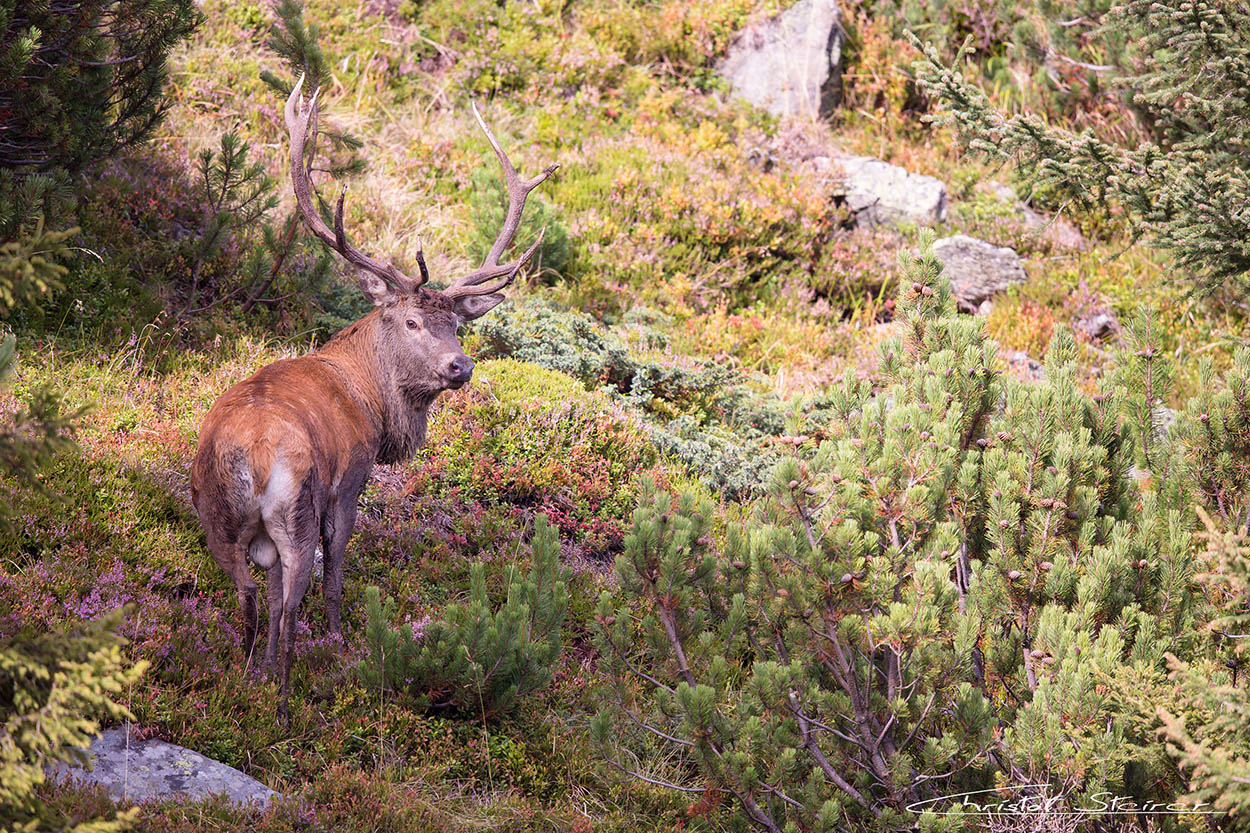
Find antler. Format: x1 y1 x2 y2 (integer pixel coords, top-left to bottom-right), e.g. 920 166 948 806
443 103 559 300
285 75 426 303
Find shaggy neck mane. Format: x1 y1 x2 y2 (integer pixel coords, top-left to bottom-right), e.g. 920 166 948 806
314 311 438 465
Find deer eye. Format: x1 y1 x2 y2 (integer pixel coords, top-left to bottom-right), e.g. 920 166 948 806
406 319 419 330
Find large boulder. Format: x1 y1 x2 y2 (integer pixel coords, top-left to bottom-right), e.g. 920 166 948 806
838 155 948 227
932 234 1028 310
718 0 844 119
50 726 278 809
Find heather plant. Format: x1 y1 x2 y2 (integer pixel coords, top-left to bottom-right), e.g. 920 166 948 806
592 237 1226 829
414 358 661 549
358 515 568 718
913 0 1250 299
0 609 146 832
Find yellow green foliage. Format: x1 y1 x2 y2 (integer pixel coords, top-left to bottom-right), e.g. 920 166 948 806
1 611 146 833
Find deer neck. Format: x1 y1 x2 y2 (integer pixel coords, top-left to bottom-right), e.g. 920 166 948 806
314 312 438 465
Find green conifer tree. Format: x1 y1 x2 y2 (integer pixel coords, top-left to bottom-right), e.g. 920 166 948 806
0 223 81 532
1156 511 1250 820
592 236 1234 830
358 515 569 718
0 610 147 832
0 0 202 238
912 0 1250 298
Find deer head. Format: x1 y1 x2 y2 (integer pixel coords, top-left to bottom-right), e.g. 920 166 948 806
283 75 557 391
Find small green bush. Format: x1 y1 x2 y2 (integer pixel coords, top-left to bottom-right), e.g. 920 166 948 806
415 357 660 549
358 515 568 718
0 610 146 832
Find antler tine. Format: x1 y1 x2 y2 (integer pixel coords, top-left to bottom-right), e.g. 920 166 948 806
444 103 557 298
284 75 425 298
415 236 430 286
450 229 547 298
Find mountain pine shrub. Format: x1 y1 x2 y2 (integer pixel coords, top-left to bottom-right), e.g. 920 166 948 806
913 0 1250 299
0 224 82 532
0 0 201 238
358 515 568 718
591 236 1241 830
1154 510 1250 820
0 609 146 832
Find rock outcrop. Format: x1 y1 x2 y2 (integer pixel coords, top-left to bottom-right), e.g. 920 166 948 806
718 0 843 119
837 155 948 227
932 234 1028 310
757 119 950 230
50 726 279 809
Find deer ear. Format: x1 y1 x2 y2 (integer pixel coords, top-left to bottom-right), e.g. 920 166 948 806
452 293 506 321
354 269 400 307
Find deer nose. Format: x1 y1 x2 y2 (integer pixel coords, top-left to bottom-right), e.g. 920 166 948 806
448 355 474 383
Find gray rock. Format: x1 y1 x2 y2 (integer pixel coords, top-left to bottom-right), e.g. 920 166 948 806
1020 206 1086 251
1004 350 1045 382
932 234 1027 309
987 181 1086 250
50 726 278 809
718 0 844 119
1075 311 1119 342
838 155 948 227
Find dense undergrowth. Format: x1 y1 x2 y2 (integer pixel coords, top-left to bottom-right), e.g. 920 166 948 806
3 0 1249 831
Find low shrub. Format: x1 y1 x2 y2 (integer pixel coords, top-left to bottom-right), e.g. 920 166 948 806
550 119 834 315
469 298 794 498
413 358 661 549
0 610 146 833
592 236 1241 830
358 515 568 718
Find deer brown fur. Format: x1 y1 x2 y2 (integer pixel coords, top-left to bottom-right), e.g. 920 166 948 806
190 77 556 719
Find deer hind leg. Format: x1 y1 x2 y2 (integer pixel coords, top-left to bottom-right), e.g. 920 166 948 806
263 558 284 674
320 505 352 643
247 529 283 674
263 481 322 723
205 530 259 667
322 458 370 642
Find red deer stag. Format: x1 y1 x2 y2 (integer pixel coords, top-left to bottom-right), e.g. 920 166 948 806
190 76 556 719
